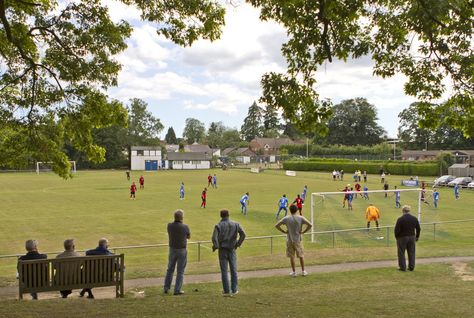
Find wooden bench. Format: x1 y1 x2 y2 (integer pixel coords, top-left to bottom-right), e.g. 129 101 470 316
18 254 125 299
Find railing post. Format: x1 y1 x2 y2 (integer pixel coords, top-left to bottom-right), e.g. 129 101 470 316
270 236 273 255
197 242 201 262
332 231 335 248
433 223 436 241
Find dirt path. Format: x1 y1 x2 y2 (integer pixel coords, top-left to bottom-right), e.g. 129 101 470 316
3 256 473 301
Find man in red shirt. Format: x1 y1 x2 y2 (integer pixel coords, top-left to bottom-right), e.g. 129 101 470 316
130 182 137 199
201 188 207 208
139 175 144 189
341 184 350 208
293 194 304 215
354 182 362 198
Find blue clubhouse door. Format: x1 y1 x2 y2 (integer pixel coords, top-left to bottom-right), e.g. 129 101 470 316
145 160 158 171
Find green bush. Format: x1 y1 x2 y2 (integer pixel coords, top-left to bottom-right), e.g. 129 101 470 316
283 159 438 176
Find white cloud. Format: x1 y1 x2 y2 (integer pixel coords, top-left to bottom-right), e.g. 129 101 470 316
101 0 142 22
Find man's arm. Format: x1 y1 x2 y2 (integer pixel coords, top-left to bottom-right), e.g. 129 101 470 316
301 217 313 234
236 225 246 248
275 220 287 234
394 219 401 238
415 220 421 241
186 225 191 240
211 225 219 251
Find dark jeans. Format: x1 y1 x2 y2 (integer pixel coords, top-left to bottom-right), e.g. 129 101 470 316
397 235 416 271
164 248 187 294
218 249 238 294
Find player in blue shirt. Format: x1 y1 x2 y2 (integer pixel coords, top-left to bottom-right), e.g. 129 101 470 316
276 194 289 219
454 184 460 200
212 174 217 188
347 189 354 210
179 182 185 200
433 189 439 208
240 192 249 215
301 185 308 202
394 186 401 208
363 186 369 200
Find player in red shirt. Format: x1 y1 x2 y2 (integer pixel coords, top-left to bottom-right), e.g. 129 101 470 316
341 184 350 208
130 182 137 199
207 174 212 187
354 182 362 198
139 175 144 189
293 194 304 215
201 188 207 208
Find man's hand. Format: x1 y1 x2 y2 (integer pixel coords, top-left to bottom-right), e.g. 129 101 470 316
212 246 217 252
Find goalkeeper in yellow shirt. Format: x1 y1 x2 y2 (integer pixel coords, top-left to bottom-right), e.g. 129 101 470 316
365 204 380 230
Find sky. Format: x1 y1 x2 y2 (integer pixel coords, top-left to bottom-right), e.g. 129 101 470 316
105 1 418 139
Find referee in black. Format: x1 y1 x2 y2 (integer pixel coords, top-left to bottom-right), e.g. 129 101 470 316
394 205 421 271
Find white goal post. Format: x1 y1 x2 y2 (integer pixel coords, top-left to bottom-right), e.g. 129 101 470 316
310 188 431 243
36 161 76 174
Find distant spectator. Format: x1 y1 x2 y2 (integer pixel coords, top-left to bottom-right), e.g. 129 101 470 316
80 238 114 299
212 210 246 296
275 205 312 277
363 170 367 182
164 210 190 296
56 239 80 298
383 182 389 198
18 240 47 300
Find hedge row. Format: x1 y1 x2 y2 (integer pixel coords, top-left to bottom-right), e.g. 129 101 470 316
283 160 439 176
281 143 401 156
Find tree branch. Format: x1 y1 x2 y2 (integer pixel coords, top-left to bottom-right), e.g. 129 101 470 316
16 0 42 6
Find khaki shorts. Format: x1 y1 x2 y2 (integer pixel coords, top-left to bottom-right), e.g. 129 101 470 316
286 241 304 258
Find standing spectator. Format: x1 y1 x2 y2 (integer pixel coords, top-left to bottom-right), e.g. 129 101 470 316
164 210 190 295
179 182 185 200
213 174 217 188
212 210 246 296
332 170 337 181
276 194 289 219
207 174 212 187
80 238 114 299
293 194 304 215
240 192 249 215
126 170 130 181
56 239 80 298
394 186 401 208
139 175 144 189
130 182 137 199
365 204 380 230
340 170 344 181
433 189 439 208
201 188 207 208
363 170 367 182
394 205 421 271
381 172 386 183
275 205 313 277
18 240 47 300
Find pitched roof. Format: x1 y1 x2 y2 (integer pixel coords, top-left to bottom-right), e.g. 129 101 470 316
184 144 212 153
252 138 295 148
131 146 162 151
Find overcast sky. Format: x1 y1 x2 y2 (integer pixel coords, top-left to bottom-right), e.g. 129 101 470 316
105 1 419 139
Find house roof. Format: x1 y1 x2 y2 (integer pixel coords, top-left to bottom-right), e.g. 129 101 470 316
402 150 474 157
166 144 179 152
222 148 236 156
131 146 162 151
184 144 212 153
449 164 469 168
167 152 211 161
252 138 296 148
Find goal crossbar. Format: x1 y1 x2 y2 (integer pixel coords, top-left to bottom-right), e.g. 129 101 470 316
36 161 76 174
310 188 426 243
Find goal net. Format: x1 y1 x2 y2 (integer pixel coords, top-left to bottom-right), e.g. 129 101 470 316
36 161 76 174
310 187 435 243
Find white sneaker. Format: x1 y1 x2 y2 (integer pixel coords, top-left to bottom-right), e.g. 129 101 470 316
302 270 308 276
290 272 296 277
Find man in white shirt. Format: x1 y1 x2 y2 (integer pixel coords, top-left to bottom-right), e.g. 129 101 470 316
275 205 313 277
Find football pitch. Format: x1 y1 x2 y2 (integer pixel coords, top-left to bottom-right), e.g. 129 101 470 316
1 168 473 285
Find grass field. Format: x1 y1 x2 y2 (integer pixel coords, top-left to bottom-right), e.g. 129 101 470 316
1 262 473 317
1 168 474 287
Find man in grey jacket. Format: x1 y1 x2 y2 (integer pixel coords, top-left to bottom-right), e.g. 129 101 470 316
212 209 246 296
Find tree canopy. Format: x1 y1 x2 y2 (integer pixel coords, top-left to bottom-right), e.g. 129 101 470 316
165 127 178 145
183 118 205 144
0 0 224 177
241 101 264 142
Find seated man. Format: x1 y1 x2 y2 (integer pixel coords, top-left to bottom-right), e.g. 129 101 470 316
18 240 47 300
80 238 114 299
56 239 80 298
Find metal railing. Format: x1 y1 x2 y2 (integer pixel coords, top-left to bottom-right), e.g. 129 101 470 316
1 219 474 262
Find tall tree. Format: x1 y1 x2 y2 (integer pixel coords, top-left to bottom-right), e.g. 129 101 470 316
165 127 178 144
325 98 385 146
263 103 280 137
127 98 163 146
241 101 263 142
183 118 205 144
206 121 226 148
254 0 473 136
398 102 474 150
0 0 224 177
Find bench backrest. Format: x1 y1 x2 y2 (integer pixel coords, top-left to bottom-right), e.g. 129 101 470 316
18 255 124 295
